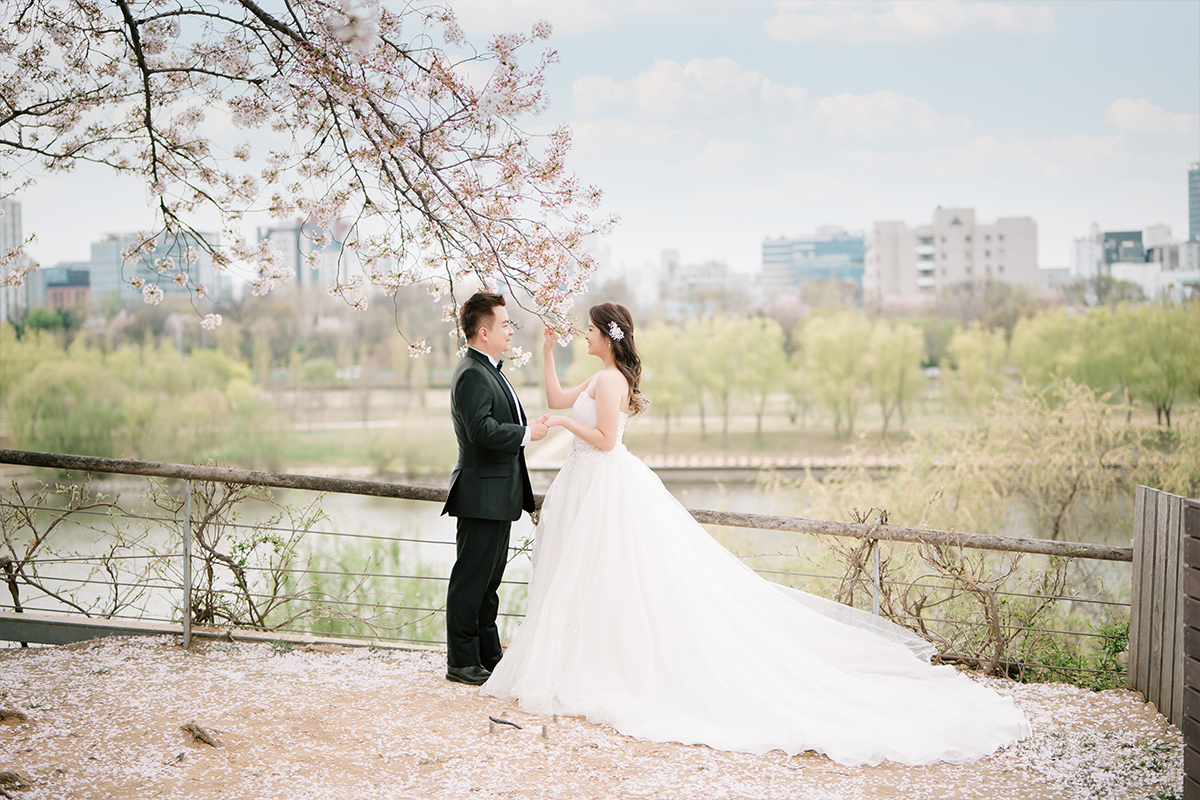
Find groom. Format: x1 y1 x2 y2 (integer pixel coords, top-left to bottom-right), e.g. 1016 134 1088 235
441 292 547 685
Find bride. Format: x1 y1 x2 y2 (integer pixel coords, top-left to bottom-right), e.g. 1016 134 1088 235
482 302 1030 767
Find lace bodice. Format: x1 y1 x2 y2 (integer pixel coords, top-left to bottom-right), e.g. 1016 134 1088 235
564 392 628 464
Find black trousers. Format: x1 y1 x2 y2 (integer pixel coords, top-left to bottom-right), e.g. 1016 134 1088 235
445 516 510 669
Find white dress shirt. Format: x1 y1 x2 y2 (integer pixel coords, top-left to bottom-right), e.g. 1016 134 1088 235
470 347 531 447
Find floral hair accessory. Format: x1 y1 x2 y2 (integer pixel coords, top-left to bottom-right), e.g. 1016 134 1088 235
608 321 624 341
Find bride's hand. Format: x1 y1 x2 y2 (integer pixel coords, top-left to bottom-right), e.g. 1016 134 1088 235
543 415 566 428
542 326 558 355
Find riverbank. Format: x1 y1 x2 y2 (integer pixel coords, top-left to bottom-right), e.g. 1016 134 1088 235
0 636 1182 800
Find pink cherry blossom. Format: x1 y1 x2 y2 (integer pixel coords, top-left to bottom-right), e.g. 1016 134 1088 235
0 2 612 341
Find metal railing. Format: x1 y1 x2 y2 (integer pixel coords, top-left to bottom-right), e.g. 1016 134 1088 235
0 449 1131 684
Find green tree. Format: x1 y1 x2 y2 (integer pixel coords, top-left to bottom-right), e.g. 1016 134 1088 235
682 316 714 439
638 322 688 448
798 310 872 439
189 348 253 391
942 323 1008 409
0 326 64 412
735 317 787 440
18 307 66 337
9 361 125 456
1010 309 1080 387
702 316 744 446
1129 305 1194 427
782 360 816 429
866 320 925 438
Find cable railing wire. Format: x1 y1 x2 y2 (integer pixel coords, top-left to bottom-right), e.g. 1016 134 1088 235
0 448 1131 680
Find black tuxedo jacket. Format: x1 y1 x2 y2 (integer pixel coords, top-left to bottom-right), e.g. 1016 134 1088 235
441 348 535 521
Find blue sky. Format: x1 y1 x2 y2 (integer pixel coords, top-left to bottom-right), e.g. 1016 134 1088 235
454 0 1200 273
20 0 1200 278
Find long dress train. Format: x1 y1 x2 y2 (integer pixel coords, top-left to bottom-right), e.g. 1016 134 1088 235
483 392 1030 767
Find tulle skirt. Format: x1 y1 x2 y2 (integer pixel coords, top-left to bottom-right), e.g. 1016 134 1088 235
482 445 1030 766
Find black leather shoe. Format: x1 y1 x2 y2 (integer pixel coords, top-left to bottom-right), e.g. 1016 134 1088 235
483 658 501 672
446 665 491 686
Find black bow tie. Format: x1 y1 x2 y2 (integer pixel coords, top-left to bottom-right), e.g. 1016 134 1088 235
496 359 503 371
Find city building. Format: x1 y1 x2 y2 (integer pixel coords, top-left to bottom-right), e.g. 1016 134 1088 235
84 231 226 308
864 207 1038 307
42 267 90 310
761 227 864 298
256 217 345 292
0 198 33 326
1074 222 1200 303
1071 223 1104 280
1103 231 1144 265
659 250 753 317
1189 163 1199 242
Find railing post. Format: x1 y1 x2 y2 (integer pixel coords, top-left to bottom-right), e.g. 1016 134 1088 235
182 480 192 650
870 539 881 617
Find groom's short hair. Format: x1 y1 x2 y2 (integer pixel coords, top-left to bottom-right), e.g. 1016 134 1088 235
461 292 506 342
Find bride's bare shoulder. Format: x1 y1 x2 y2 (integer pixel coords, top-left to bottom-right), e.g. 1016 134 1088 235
594 367 631 400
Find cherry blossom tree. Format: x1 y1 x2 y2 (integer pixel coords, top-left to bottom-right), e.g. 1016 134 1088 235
0 0 612 348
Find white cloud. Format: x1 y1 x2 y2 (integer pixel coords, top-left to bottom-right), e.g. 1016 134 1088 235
573 58 808 121
570 118 689 153
791 90 970 140
696 140 758 172
765 0 1055 45
1104 98 1200 137
845 133 1126 179
451 0 740 38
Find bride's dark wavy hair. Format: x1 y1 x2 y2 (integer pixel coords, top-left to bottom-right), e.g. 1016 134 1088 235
590 302 649 417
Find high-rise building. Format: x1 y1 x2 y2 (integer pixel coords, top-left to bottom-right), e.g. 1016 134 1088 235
864 207 1038 307
84 231 225 308
761 227 864 297
0 198 32 326
1072 223 1104 279
1103 231 1143 265
1189 163 1199 241
256 217 344 292
1072 222 1199 303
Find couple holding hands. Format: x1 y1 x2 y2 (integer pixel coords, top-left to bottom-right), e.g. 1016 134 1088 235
440 291 1029 767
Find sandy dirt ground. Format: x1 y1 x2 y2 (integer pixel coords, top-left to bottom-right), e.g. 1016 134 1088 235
0 636 1183 800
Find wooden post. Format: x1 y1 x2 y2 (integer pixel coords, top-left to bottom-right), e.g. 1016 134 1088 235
182 481 192 650
1180 499 1200 800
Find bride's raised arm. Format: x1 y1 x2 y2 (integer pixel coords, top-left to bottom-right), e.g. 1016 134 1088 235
541 326 590 410
544 371 626 452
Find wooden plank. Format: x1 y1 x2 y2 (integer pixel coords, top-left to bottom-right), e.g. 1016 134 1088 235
1173 495 1187 726
1185 688 1200 724
1131 485 1150 693
1140 489 1161 701
1186 713 1200 745
1186 536 1200 567
1185 657 1200 698
1187 625 1200 661
1185 746 1200 784
1188 501 1200 540
1186 567 1200 600
1188 598 1200 627
1149 491 1171 710
1186 774 1200 800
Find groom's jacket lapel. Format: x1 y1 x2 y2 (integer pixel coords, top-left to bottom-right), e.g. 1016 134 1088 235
466 348 523 426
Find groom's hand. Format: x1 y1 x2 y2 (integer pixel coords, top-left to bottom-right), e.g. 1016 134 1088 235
529 417 550 441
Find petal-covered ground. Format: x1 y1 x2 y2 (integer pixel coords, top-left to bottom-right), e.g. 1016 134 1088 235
0 636 1182 800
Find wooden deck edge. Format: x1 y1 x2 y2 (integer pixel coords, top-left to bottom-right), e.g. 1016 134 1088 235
0 610 444 654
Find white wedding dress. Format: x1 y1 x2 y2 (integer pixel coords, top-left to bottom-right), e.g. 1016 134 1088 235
483 392 1030 766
